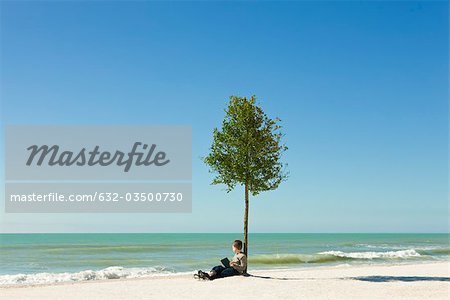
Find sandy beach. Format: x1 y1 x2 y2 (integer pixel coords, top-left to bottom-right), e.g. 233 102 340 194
1 261 448 300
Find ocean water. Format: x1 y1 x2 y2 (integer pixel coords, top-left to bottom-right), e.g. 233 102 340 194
0 233 448 286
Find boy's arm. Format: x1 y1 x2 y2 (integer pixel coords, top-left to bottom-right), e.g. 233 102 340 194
232 255 247 274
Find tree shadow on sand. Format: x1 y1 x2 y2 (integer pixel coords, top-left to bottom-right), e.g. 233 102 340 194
245 274 311 281
348 276 450 282
245 274 450 282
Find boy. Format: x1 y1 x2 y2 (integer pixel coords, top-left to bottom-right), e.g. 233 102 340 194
196 240 247 280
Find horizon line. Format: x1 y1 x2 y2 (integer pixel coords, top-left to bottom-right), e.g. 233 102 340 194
1 232 449 234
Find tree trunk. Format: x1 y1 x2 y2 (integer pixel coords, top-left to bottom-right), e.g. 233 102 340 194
244 182 249 273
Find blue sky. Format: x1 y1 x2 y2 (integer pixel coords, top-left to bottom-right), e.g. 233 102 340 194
0 1 448 233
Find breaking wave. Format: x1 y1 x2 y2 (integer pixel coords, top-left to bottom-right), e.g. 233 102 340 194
0 266 183 286
249 249 425 265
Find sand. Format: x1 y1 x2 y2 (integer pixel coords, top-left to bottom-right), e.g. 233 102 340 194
1 261 449 300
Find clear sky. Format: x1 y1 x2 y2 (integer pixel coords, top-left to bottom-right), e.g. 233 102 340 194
0 1 448 233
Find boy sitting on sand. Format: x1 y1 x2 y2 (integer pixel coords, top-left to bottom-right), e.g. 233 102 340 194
196 240 247 280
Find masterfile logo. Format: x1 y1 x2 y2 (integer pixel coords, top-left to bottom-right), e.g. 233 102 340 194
26 142 170 172
5 125 192 213
6 125 191 180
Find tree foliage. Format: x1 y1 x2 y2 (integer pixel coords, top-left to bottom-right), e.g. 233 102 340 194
204 95 288 195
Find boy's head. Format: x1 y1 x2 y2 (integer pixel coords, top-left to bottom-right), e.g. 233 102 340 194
232 240 243 253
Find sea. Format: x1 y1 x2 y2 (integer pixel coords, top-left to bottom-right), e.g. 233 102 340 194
0 233 448 286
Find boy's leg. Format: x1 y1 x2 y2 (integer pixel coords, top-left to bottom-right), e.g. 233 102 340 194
211 265 225 273
209 265 225 279
217 267 239 278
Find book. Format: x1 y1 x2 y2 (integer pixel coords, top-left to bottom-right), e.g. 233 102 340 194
221 257 230 268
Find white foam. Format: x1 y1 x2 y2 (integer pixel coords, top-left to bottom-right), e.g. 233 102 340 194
318 249 421 259
0 266 182 286
354 244 441 251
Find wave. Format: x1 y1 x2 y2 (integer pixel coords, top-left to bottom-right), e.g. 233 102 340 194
0 266 180 286
249 253 351 264
349 245 450 256
417 247 450 255
318 249 421 259
249 249 424 265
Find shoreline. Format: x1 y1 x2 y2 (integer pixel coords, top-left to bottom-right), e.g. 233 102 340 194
1 260 445 289
1 261 449 299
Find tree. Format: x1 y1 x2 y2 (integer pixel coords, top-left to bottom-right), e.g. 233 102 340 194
203 95 288 269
